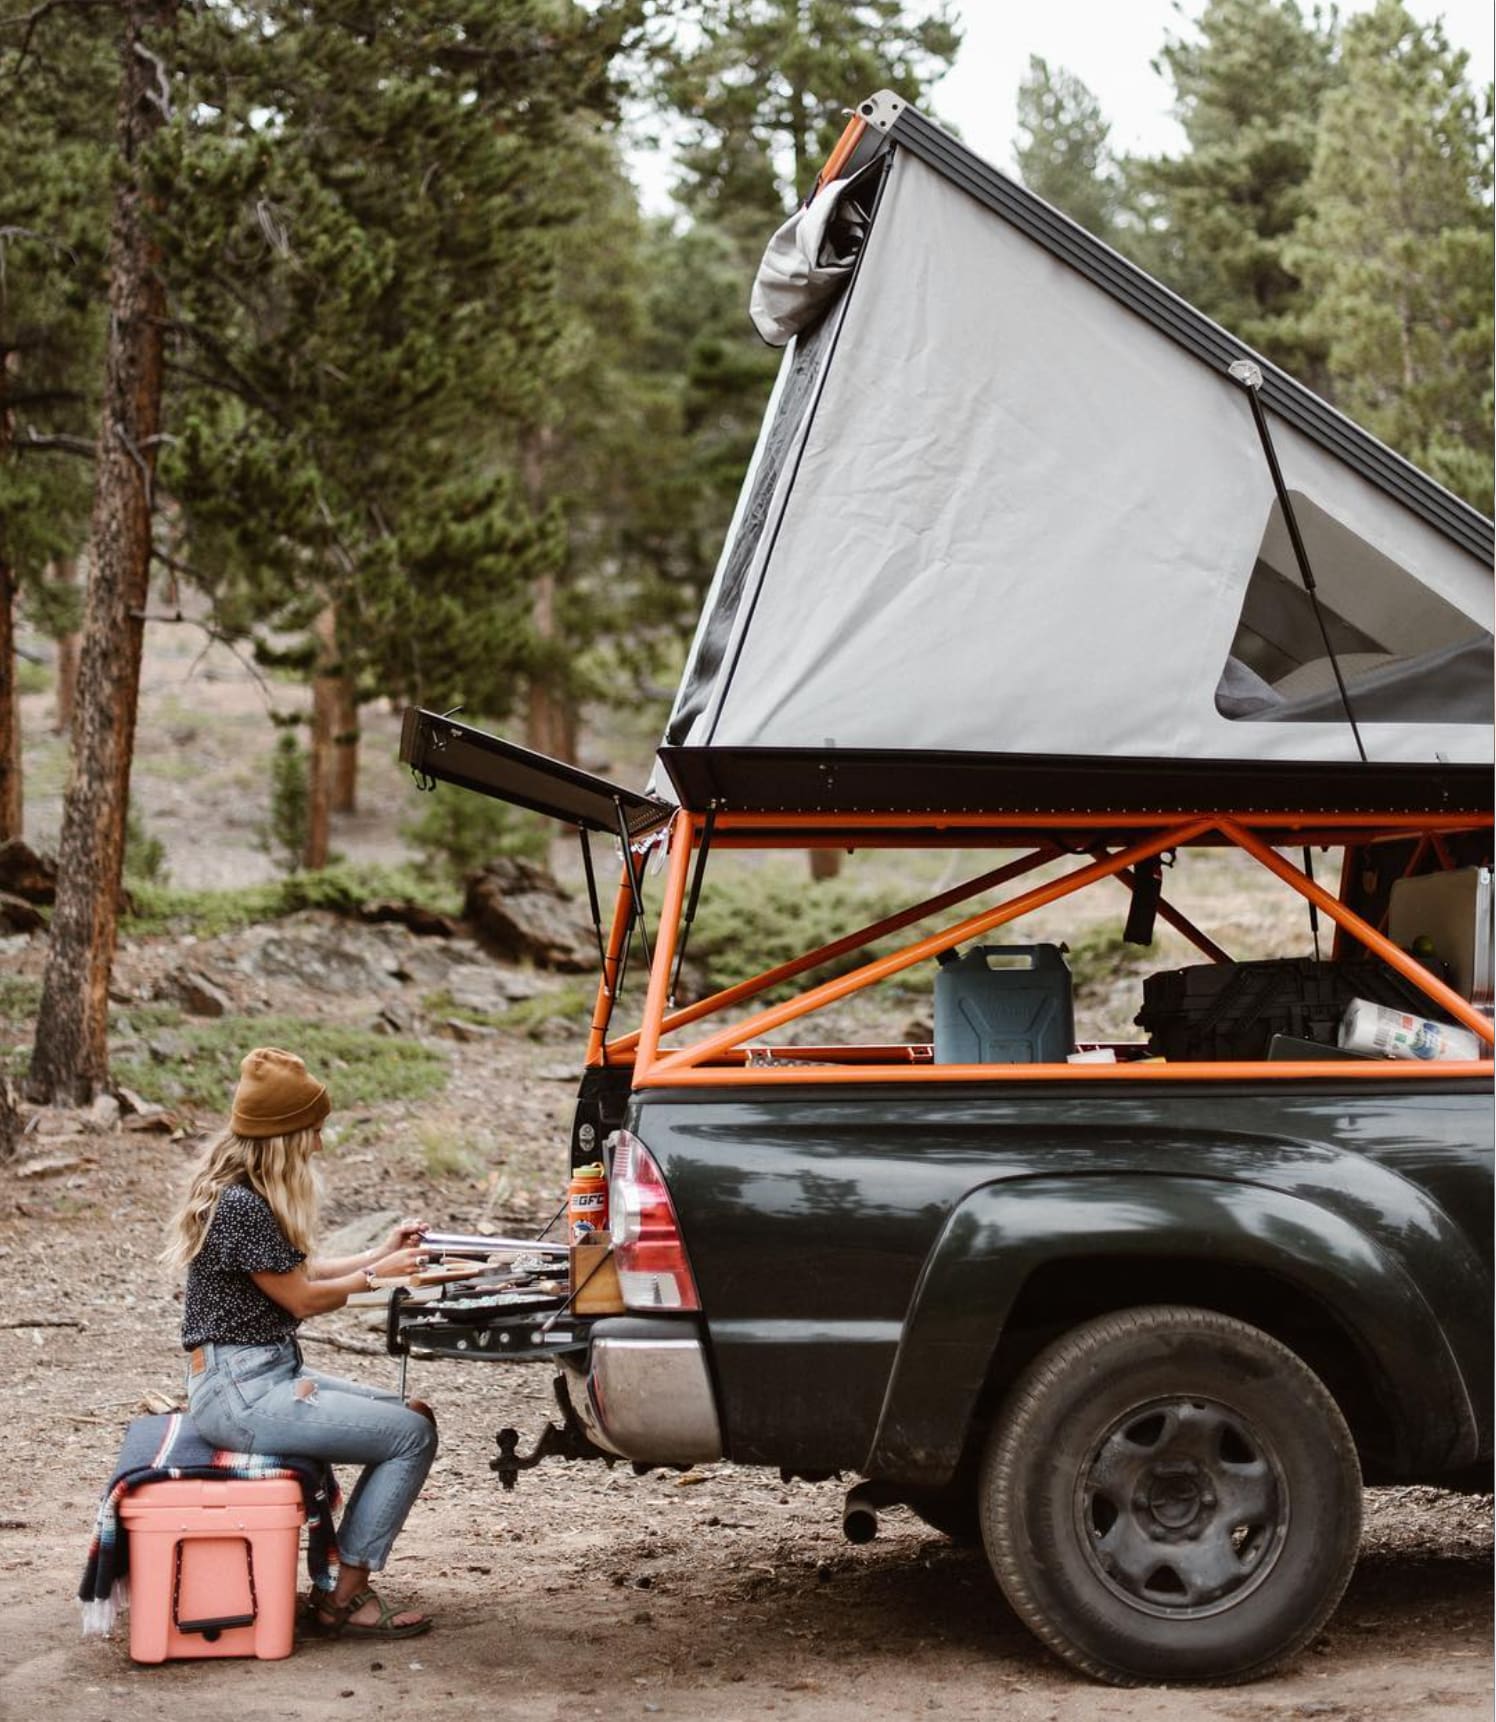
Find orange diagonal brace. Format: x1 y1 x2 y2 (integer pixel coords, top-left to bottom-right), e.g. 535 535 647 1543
608 845 1059 1059
633 810 694 1074
585 863 641 1067
1217 817 1493 1046
642 820 1213 1078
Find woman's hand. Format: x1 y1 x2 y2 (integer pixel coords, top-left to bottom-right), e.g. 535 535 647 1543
370 1244 429 1282
377 1216 428 1258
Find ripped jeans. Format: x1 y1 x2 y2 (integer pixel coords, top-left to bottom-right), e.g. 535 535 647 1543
186 1338 437 1575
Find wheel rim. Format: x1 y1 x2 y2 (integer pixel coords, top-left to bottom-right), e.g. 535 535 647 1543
1073 1395 1290 1619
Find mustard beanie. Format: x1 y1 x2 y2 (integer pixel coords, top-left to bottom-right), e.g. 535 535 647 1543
230 1047 331 1140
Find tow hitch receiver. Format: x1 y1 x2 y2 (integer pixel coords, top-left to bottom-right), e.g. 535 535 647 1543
491 1375 617 1491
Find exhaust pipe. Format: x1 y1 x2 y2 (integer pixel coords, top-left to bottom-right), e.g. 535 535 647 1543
842 1480 900 1543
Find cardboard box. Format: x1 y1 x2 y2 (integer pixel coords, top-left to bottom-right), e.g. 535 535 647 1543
570 1240 625 1315
1389 867 1493 1005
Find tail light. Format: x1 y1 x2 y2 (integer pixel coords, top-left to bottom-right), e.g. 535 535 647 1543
609 1129 700 1311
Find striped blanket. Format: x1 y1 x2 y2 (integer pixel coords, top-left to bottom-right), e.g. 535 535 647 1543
78 1412 340 1636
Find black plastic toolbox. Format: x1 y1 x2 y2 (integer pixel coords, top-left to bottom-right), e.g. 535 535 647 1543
1136 957 1452 1062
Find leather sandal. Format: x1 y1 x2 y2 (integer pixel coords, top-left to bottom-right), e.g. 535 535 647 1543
309 1587 433 1640
296 1587 335 1627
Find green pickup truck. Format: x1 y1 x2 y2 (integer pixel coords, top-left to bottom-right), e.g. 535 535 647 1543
390 714 1493 1685
564 1049 1491 1685
390 88 1493 1686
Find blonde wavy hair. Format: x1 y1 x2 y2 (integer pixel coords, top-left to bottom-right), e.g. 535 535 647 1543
161 1126 322 1271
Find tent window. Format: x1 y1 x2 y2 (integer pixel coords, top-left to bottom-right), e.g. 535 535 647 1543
1214 492 1492 725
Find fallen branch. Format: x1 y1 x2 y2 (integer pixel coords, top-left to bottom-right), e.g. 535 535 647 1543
299 1331 386 1358
0 1316 86 1329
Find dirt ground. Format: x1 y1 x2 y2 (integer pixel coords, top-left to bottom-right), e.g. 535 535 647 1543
2 931 1491 1722
3 622 1492 1721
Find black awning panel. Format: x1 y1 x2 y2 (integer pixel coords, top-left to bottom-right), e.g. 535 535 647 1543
401 709 672 838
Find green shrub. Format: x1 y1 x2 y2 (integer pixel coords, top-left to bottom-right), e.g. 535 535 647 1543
495 979 597 1038
124 803 170 885
0 976 41 1028
685 864 938 1002
1064 925 1154 997
413 1118 485 1177
420 987 505 1030
15 656 50 697
402 786 548 887
123 863 461 938
262 728 310 875
112 1012 448 1113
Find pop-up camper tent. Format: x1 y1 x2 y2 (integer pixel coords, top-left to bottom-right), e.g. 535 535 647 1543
657 91 1493 819
401 90 1494 1080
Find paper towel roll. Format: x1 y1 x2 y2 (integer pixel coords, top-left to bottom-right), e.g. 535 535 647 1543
1337 997 1481 1061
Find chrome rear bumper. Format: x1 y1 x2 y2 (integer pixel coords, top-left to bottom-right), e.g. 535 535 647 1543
562 1317 723 1465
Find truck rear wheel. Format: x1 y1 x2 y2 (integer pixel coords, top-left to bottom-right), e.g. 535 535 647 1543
979 1304 1362 1686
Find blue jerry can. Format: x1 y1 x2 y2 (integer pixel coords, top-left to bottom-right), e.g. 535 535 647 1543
932 944 1074 1064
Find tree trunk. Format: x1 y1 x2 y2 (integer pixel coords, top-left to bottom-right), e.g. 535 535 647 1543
28 0 175 1106
0 1077 18 1163
52 556 81 735
0 558 20 844
521 425 577 766
808 846 843 881
303 603 337 869
0 348 19 842
331 667 358 814
525 567 578 762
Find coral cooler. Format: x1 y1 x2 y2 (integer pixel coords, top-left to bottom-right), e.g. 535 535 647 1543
119 1477 305 1662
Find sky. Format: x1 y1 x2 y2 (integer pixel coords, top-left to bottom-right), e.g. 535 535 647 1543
932 0 1493 175
629 0 1493 208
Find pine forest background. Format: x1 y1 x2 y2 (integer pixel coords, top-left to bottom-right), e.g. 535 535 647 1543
0 0 1491 1102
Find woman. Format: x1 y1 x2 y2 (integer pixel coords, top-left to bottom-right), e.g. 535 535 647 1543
163 1045 438 1639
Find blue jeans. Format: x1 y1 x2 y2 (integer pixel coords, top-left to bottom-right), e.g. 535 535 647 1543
186 1338 437 1575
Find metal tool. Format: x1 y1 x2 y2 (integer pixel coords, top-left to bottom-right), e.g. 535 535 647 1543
420 1231 570 1258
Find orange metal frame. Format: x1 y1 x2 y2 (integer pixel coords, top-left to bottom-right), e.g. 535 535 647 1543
584 808 1493 1086
812 113 868 201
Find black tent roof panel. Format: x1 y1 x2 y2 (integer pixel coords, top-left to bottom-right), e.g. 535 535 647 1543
400 708 672 838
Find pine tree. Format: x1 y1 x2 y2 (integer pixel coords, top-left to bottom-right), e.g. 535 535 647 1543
28 0 177 1104
25 0 642 1095
0 12 112 839
658 0 961 225
648 2 961 875
1131 0 1337 380
645 0 963 611
157 1 640 836
1013 57 1120 243
1290 1 1493 513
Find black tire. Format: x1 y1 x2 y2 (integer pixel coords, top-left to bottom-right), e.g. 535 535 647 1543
979 1305 1362 1686
903 1485 982 1544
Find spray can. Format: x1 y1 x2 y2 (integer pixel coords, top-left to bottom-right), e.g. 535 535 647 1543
568 1161 609 1243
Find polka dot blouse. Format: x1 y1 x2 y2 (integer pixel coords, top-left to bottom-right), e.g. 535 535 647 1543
182 1183 307 1350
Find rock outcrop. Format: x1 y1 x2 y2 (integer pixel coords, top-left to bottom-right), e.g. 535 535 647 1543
463 857 595 972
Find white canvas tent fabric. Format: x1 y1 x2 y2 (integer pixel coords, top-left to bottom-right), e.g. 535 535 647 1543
662 121 1492 791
